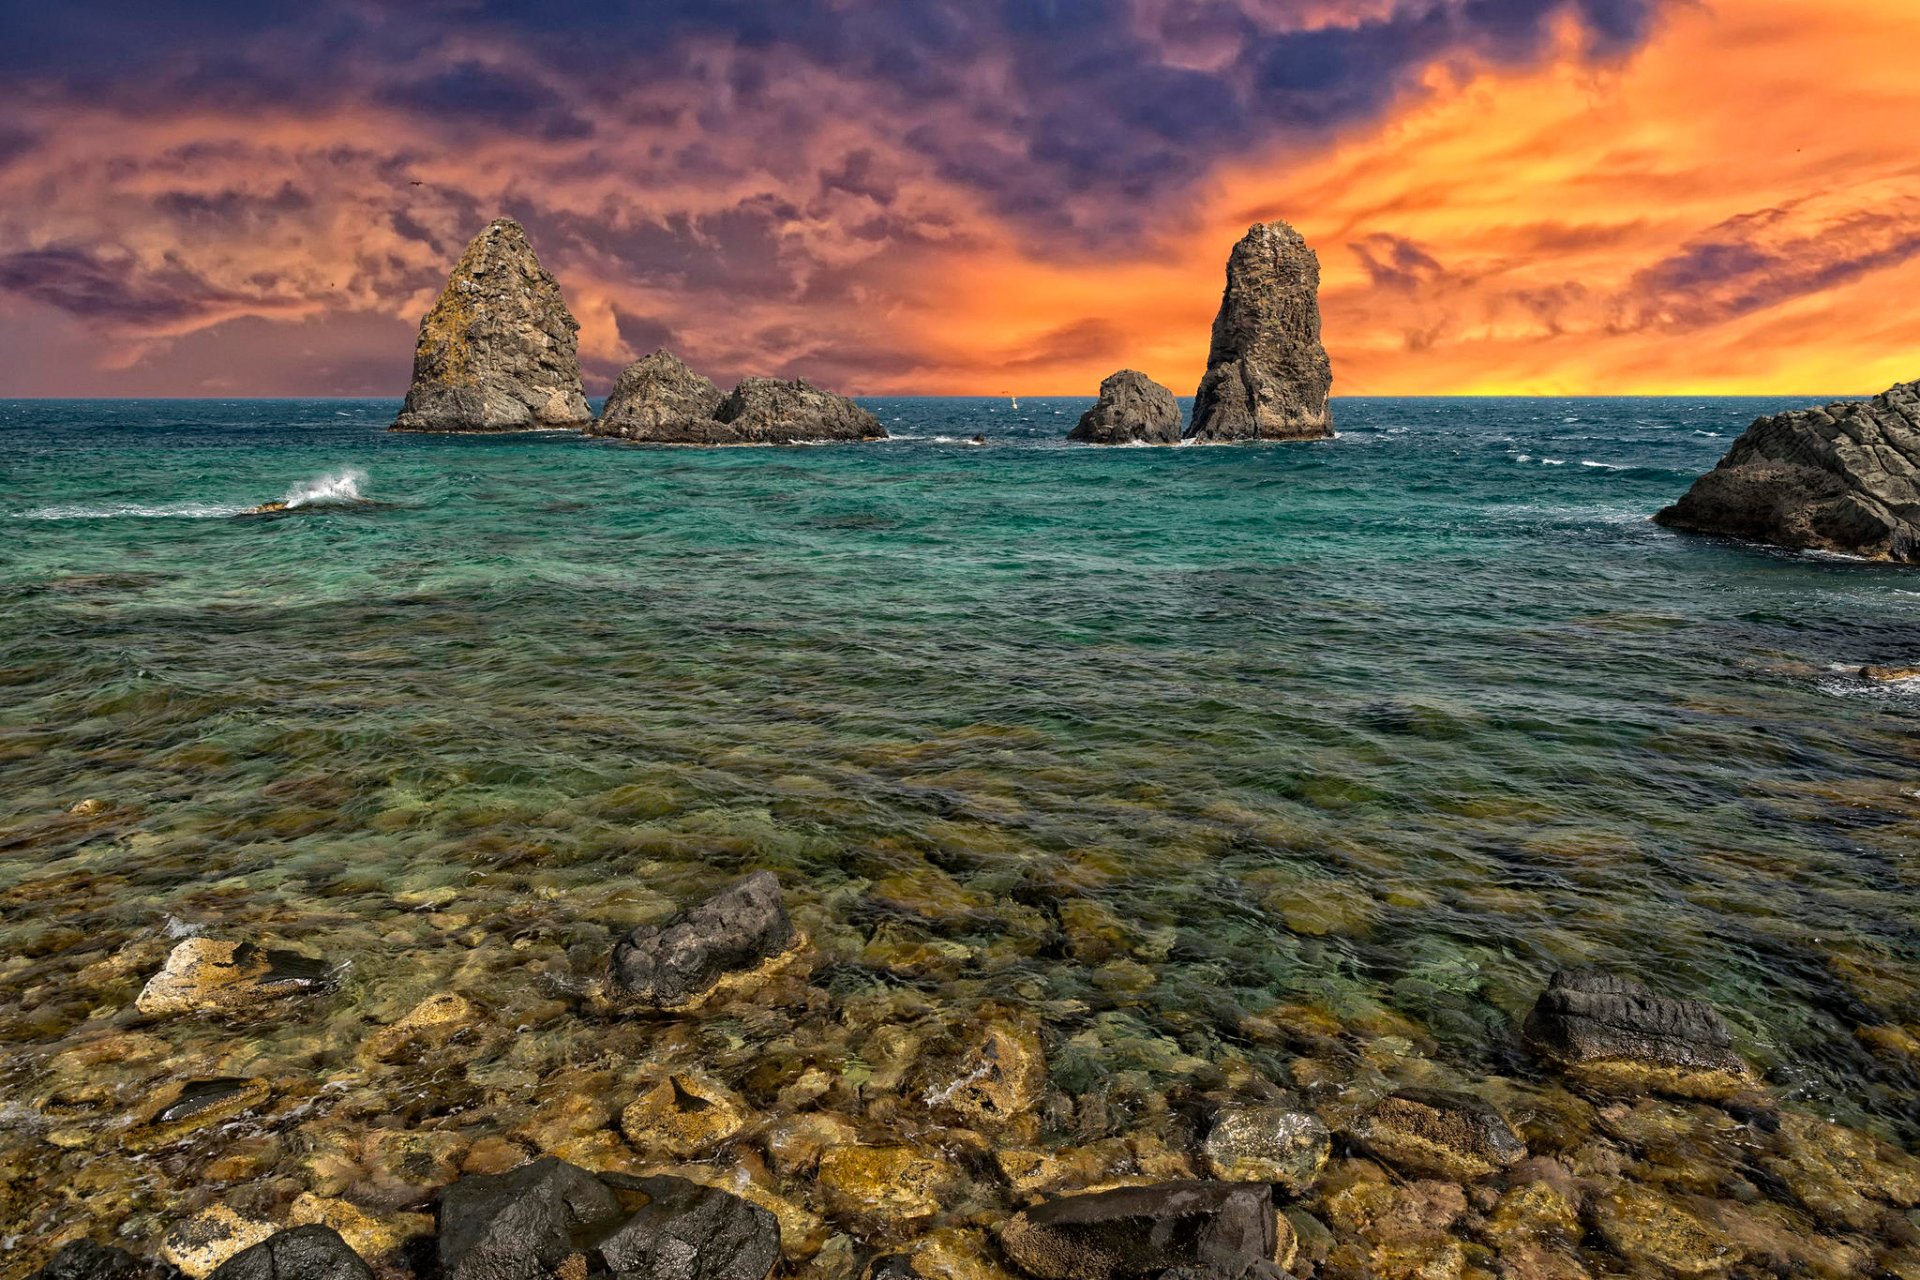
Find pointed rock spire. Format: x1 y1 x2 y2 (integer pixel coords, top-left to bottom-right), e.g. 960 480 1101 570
391 219 591 432
1187 221 1334 442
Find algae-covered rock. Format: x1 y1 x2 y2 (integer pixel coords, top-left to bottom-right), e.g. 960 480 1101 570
123 1076 269 1150
1355 1089 1525 1181
1202 1105 1331 1194
1588 1185 1741 1276
160 1206 276 1279
391 219 591 433
620 1071 750 1159
817 1144 964 1235
925 1015 1048 1135
135 938 331 1016
998 1182 1277 1280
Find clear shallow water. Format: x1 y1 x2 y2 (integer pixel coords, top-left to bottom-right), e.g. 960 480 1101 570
2 396 1918 1245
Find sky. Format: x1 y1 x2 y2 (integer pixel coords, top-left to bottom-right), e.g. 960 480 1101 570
0 0 1916 398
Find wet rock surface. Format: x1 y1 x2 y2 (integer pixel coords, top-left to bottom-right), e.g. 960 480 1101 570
438 1156 624 1280
135 938 331 1016
1354 1089 1526 1182
589 351 726 443
391 219 592 433
1069 371 1181 445
1202 1105 1330 1194
1654 380 1920 561
204 1226 373 1280
999 1182 1278 1280
610 871 798 1009
594 1175 780 1280
1187 222 1334 443
28 1241 177 1280
1523 970 1753 1097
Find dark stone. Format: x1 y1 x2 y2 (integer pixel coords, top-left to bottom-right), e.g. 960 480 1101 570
862 1256 919 1280
439 1156 624 1280
1187 222 1333 443
611 871 796 1009
590 351 725 442
592 1175 780 1280
206 1227 371 1280
711 377 888 444
1070 370 1181 445
1354 1088 1526 1181
391 219 592 433
999 1182 1277 1280
1158 1264 1293 1280
156 1078 259 1126
1654 381 1920 561
29 1241 176 1280
1523 970 1747 1078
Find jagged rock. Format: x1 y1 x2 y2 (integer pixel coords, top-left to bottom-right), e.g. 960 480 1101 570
1523 970 1754 1098
1202 1106 1331 1194
391 219 591 433
590 351 726 442
594 1175 781 1280
710 377 887 444
28 1240 175 1280
135 938 331 1016
205 1227 373 1280
610 871 797 1010
1070 371 1181 445
438 1156 624 1280
1655 381 1920 561
1355 1089 1526 1181
999 1182 1278 1280
1187 223 1333 443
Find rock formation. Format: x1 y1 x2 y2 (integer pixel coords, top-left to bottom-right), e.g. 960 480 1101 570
1187 222 1334 442
590 350 725 441
391 219 592 433
999 1182 1280 1280
1654 381 1920 561
135 938 332 1016
610 871 798 1009
1523 969 1754 1098
1069 370 1182 444
588 353 887 445
1354 1088 1527 1182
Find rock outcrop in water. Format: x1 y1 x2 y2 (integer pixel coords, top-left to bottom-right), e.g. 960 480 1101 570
391 219 592 433
1070 370 1181 445
610 871 799 1009
1524 969 1754 1098
1187 222 1333 443
1654 381 1920 561
587 353 886 445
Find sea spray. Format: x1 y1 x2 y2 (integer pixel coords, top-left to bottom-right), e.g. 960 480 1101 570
283 468 367 507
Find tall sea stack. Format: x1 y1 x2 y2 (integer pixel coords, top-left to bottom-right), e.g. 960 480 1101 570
391 219 591 433
1187 221 1333 442
1655 380 1920 561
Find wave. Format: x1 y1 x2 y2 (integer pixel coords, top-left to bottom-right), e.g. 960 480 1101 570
283 468 366 507
13 468 369 521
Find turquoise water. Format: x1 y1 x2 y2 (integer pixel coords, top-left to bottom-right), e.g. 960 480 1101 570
2 396 1918 1235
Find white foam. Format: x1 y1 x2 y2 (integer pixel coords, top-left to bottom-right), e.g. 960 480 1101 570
283 468 366 507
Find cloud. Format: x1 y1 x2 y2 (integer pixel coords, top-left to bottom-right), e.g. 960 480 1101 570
0 244 270 328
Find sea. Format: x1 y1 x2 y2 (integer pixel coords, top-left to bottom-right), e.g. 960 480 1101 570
1 396 1917 1243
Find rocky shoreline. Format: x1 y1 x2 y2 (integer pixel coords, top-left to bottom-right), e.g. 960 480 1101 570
19 874 1920 1280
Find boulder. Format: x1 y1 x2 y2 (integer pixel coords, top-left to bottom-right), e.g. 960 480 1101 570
1523 970 1754 1098
135 938 331 1016
160 1208 276 1278
1069 371 1181 445
205 1227 373 1280
391 218 591 433
1654 381 1920 561
711 377 887 444
593 1175 780 1280
1201 1106 1331 1195
999 1182 1278 1280
1187 223 1333 443
28 1240 173 1280
590 351 726 442
1354 1089 1526 1182
438 1156 624 1280
610 871 797 1010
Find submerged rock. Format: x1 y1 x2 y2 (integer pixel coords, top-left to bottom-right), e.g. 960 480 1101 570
1861 663 1920 682
711 377 887 444
391 218 592 433
620 1071 750 1159
610 871 798 1010
205 1227 372 1280
590 351 726 442
1069 371 1181 445
1355 1089 1526 1182
817 1144 963 1236
135 938 331 1016
439 1156 624 1280
998 1182 1278 1280
125 1076 269 1149
1187 222 1333 443
1201 1105 1331 1194
1654 380 1920 561
595 1175 780 1280
160 1207 276 1279
1588 1185 1739 1276
1523 970 1754 1098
